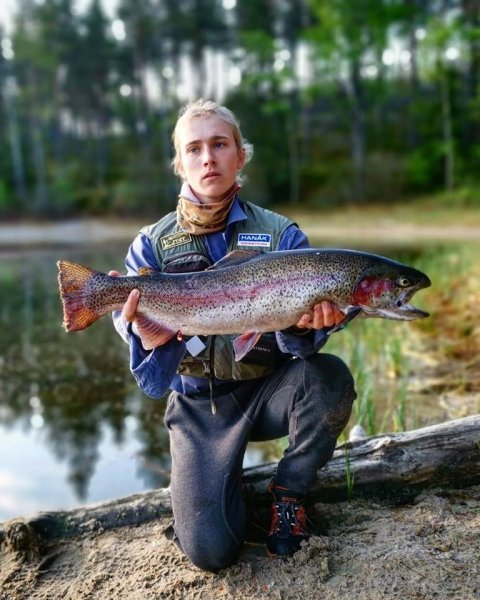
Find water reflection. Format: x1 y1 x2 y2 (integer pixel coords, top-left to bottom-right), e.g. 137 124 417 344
0 247 275 521
0 247 172 520
1 241 476 520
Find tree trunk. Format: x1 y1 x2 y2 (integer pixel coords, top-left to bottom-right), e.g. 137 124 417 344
460 0 480 152
440 68 455 191
348 56 366 200
1 65 27 203
26 68 48 213
1 416 479 550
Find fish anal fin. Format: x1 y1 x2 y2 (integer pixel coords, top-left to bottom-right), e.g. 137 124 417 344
135 314 177 350
207 250 264 271
232 331 262 361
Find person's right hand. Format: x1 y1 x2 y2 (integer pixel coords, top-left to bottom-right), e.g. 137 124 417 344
109 271 140 323
110 270 176 349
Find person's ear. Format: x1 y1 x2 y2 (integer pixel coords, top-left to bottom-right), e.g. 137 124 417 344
176 157 185 179
237 148 246 170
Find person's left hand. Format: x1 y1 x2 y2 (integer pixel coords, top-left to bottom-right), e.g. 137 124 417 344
295 301 344 330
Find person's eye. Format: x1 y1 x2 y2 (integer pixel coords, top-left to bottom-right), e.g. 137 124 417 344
187 146 198 154
214 141 226 149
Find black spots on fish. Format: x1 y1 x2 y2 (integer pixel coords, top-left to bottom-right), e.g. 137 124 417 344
56 248 431 340
353 276 393 308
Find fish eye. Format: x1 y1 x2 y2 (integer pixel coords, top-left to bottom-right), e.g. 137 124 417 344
397 276 411 288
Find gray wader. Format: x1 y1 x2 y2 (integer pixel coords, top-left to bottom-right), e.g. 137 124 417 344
164 352 356 572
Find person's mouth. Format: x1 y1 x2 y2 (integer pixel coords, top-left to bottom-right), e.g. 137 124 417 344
203 171 221 180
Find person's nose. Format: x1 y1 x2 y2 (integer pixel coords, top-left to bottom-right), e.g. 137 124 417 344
202 145 215 166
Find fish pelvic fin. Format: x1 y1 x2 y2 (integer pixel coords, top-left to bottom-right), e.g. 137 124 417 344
233 331 262 361
57 260 102 331
135 314 177 350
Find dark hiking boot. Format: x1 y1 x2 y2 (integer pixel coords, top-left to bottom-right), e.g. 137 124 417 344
266 481 312 557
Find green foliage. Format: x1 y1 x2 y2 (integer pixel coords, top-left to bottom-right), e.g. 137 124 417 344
405 149 438 189
49 162 84 215
2 1 480 216
434 186 480 208
239 30 276 62
0 180 11 213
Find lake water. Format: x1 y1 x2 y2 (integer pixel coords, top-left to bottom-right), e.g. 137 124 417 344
0 239 475 521
0 245 267 521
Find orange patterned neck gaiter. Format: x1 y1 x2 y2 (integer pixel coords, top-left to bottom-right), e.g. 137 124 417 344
176 183 240 234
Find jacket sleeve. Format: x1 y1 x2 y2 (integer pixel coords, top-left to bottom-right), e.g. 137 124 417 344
112 233 186 398
274 225 331 358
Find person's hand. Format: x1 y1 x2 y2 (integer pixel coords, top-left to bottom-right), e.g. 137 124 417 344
295 301 344 330
109 270 172 348
109 270 140 322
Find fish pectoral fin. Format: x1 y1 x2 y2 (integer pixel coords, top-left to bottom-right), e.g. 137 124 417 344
232 331 262 362
206 250 264 271
327 306 362 336
135 314 177 350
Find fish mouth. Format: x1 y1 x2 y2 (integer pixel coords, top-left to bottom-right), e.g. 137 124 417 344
363 304 430 320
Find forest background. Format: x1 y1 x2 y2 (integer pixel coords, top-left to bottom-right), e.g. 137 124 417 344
1 0 479 219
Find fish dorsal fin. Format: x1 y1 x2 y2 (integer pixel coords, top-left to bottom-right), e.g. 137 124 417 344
206 250 264 271
137 267 157 277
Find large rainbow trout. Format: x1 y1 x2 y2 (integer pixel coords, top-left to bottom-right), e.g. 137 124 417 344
57 248 431 360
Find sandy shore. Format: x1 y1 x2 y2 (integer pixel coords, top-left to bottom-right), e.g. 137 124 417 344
1 484 479 600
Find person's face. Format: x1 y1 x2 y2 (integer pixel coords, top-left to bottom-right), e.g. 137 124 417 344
177 115 245 203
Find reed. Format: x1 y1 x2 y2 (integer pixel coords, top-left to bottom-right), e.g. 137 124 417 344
344 444 354 501
256 242 477 464
327 241 479 436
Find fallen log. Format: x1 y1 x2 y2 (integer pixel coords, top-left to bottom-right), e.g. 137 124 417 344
246 413 480 504
1 415 479 552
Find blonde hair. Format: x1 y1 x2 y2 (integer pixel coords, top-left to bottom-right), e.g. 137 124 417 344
171 99 254 182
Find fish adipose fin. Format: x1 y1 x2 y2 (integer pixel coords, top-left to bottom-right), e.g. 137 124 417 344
57 260 103 331
233 331 262 361
207 250 263 271
135 314 177 350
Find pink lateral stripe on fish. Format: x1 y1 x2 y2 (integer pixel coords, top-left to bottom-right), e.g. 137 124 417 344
57 248 431 361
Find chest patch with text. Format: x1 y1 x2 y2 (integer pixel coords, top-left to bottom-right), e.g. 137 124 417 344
237 233 272 248
160 232 193 251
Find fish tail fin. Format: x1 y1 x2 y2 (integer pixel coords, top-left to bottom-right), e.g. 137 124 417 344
57 260 103 331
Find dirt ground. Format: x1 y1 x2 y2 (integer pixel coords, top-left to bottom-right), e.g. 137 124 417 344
1 484 479 600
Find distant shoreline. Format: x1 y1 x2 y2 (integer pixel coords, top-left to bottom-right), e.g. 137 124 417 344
0 218 479 249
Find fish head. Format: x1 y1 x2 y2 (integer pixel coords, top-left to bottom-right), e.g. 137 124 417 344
352 261 431 320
